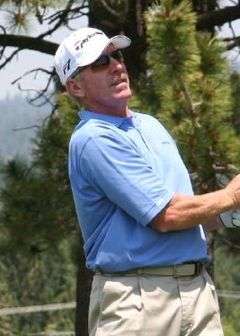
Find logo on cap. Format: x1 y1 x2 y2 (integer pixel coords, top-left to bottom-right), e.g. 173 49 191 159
63 59 71 75
74 32 104 50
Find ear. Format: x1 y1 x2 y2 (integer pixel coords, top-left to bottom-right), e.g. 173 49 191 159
66 78 85 99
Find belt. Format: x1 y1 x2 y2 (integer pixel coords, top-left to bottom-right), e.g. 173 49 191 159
96 262 203 278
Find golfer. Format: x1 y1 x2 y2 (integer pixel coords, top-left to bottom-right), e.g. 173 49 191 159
55 27 240 336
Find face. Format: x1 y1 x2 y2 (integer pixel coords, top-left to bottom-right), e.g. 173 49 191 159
67 45 132 116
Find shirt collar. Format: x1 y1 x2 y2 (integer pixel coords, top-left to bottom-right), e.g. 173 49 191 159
79 109 134 128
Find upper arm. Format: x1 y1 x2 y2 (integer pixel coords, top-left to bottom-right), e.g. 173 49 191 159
79 131 173 226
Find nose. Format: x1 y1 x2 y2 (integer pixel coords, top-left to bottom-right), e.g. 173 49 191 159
109 57 125 73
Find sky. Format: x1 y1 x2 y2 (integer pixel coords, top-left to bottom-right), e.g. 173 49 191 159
0 11 88 100
217 0 240 70
0 1 240 100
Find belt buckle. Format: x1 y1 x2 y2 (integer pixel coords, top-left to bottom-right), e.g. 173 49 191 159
171 263 203 278
173 263 201 278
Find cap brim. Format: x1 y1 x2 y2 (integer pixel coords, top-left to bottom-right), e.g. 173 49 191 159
76 35 131 69
108 35 131 49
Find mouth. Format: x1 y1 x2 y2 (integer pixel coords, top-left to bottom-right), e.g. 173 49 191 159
111 76 128 87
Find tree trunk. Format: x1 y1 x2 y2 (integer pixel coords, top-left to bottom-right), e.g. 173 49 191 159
88 0 154 85
75 244 93 336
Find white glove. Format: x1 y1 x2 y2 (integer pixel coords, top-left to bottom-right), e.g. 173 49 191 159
219 210 240 228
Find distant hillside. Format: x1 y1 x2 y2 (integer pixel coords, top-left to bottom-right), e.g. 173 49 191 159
0 95 50 161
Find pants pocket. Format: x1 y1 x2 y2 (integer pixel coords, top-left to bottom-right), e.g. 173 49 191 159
97 275 143 335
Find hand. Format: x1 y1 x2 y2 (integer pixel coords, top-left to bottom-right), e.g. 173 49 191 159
225 174 240 209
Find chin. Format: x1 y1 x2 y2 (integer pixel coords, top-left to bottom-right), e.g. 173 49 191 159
114 88 132 100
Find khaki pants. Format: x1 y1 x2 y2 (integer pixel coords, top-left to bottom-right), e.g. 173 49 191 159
88 269 223 336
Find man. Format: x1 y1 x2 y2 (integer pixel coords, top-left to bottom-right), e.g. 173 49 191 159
55 27 240 336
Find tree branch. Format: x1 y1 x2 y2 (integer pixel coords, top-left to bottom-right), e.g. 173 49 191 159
98 0 121 17
197 5 240 30
12 125 40 131
0 34 58 55
217 235 240 250
136 0 144 36
37 6 88 40
1 6 240 58
45 0 88 23
16 71 55 108
37 0 75 39
11 68 53 85
0 48 20 70
227 36 240 50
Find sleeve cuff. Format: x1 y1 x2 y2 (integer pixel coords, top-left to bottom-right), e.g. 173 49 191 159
140 191 174 227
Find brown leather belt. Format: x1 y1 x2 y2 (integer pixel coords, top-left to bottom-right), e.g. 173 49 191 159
96 262 203 278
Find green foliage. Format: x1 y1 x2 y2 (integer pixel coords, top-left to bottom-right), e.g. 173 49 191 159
145 0 203 138
1 0 66 32
0 93 79 248
0 93 79 333
0 262 12 335
145 0 240 193
0 0 62 7
147 0 200 85
230 72 240 135
143 1 240 333
0 239 76 334
214 243 240 335
1 0 240 334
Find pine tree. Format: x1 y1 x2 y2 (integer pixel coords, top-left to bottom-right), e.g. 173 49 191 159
0 95 79 334
144 1 240 333
145 0 240 192
230 72 240 135
1 1 240 334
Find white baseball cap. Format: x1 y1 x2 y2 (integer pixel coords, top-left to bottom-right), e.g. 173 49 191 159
54 27 131 85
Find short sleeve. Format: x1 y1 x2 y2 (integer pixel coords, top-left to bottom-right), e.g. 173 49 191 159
79 131 173 226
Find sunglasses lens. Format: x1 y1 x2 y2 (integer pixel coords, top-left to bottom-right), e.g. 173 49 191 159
111 50 124 62
92 55 110 68
91 50 124 70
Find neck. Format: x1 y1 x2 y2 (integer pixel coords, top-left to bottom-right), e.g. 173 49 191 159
86 102 130 118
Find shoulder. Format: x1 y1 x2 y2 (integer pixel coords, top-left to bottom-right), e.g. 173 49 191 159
69 118 131 158
134 111 170 132
133 111 176 144
134 111 164 127
70 119 116 147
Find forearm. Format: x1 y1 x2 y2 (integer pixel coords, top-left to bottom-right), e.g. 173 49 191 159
151 189 234 232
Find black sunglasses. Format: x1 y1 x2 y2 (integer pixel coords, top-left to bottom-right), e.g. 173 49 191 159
70 49 124 78
91 49 124 69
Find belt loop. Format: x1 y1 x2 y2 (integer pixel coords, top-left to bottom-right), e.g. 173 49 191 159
173 265 177 278
196 262 203 276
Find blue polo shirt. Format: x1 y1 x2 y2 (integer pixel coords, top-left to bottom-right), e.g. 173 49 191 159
69 110 207 272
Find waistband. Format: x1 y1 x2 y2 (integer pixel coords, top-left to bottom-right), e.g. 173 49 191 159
95 262 203 278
